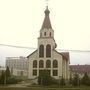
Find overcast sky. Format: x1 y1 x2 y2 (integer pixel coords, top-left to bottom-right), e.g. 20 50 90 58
0 0 90 66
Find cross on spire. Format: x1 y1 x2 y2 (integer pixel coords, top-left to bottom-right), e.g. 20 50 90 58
46 0 49 7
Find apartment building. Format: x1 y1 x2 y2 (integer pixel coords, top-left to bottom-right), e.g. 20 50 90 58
6 56 28 77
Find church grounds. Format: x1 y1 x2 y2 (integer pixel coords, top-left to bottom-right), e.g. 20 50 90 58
0 87 90 90
0 85 90 90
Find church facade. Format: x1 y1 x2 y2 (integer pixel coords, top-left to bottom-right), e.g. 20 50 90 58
27 7 70 80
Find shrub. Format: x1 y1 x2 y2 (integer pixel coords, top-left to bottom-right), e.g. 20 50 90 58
72 73 80 86
60 76 66 86
38 70 58 86
81 72 90 86
6 77 18 84
0 71 5 84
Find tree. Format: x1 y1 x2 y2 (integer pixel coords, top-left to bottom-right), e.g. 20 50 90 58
5 66 11 84
38 70 57 86
6 66 10 78
60 76 65 86
81 72 90 86
6 77 18 84
0 71 5 84
72 73 80 86
69 74 73 85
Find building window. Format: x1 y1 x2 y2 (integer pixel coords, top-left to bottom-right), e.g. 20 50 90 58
33 70 37 76
40 33 42 37
46 44 51 57
50 32 51 37
53 70 58 76
44 32 46 36
39 60 44 68
46 60 51 68
39 45 44 57
20 71 23 76
53 60 58 68
33 60 37 68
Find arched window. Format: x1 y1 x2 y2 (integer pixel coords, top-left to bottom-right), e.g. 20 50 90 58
33 60 37 68
39 60 44 68
40 33 42 37
44 32 46 36
39 45 44 57
50 32 51 37
46 60 51 68
53 60 58 68
46 44 51 57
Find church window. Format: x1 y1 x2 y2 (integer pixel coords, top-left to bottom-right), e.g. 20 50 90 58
33 70 37 76
39 60 44 68
50 32 51 37
46 60 51 68
44 32 46 36
40 33 42 37
39 45 44 57
46 44 51 57
53 60 58 68
53 70 58 76
33 60 37 68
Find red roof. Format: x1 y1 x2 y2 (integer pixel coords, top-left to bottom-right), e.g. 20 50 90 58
61 52 69 60
54 50 69 61
70 65 90 73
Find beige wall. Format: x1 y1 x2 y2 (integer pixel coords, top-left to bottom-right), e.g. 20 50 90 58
28 50 69 80
6 57 28 70
11 68 28 77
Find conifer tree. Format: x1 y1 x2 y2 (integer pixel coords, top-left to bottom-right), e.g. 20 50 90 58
6 66 10 78
5 66 11 84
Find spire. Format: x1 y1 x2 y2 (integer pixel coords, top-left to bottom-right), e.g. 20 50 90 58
41 6 52 29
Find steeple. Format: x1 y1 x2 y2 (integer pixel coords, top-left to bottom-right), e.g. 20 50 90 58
41 6 52 29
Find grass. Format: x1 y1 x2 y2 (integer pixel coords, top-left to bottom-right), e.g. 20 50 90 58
0 87 90 90
0 85 90 90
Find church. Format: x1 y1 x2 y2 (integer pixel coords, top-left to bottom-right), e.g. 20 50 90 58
27 6 70 80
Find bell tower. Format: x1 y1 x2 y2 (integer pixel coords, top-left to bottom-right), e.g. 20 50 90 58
38 6 57 58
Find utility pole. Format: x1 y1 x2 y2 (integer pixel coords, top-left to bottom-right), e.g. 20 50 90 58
59 76 61 87
4 71 6 85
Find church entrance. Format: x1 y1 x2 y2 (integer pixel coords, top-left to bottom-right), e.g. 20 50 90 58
38 70 51 85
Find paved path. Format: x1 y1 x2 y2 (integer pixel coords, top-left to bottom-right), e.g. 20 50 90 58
9 83 31 87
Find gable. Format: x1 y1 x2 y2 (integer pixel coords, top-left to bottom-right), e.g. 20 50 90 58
27 50 38 58
53 50 63 60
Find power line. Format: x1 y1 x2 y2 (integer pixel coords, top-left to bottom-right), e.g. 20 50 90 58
0 44 36 49
57 49 90 53
0 43 90 53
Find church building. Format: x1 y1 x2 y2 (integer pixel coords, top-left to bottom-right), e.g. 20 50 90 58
27 6 70 80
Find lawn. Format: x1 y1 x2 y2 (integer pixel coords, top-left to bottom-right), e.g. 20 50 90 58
0 86 90 90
